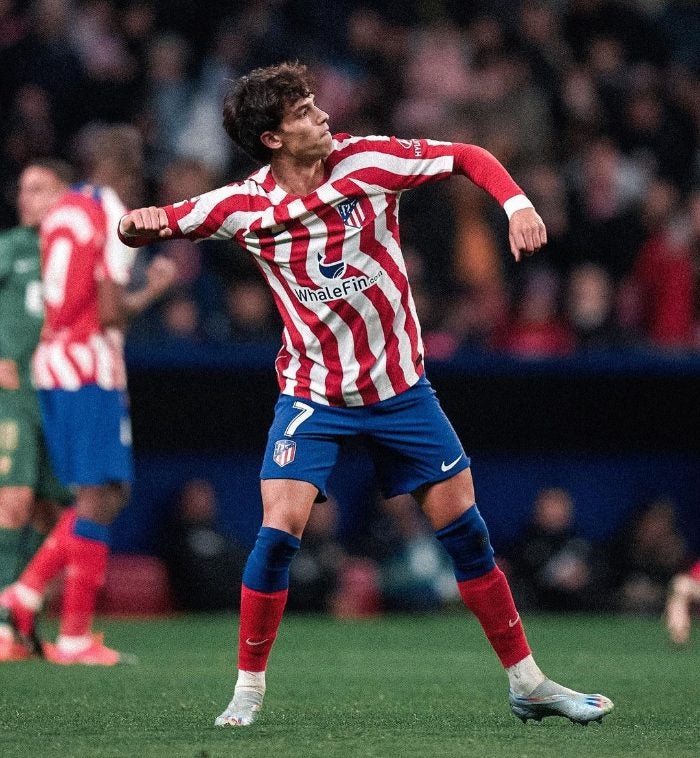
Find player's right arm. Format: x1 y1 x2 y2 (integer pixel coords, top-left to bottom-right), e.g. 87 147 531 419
118 183 253 248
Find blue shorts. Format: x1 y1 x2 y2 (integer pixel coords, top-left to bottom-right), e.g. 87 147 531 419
38 385 134 487
260 376 470 500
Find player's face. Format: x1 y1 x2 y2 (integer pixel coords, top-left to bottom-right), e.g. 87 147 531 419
271 95 332 162
17 166 66 228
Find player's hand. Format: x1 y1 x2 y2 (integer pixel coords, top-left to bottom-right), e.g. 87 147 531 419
119 207 173 239
145 255 178 298
0 358 20 390
508 207 547 262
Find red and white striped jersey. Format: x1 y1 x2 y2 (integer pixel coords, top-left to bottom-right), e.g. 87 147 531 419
128 135 523 406
33 185 136 391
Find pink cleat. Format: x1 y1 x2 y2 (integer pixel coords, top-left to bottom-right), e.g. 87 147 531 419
43 633 136 666
0 635 34 662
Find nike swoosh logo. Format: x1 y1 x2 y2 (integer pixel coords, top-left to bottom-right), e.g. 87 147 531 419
440 454 464 472
245 638 270 646
508 614 520 628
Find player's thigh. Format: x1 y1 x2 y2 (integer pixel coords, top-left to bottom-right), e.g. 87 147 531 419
260 395 345 503
368 382 470 500
413 467 476 530
260 478 319 538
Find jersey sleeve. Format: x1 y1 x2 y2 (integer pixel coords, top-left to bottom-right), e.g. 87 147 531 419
332 135 524 205
118 183 255 248
164 183 254 242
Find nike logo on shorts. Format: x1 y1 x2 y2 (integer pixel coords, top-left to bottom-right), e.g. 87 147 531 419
441 453 464 472
245 638 270 646
508 614 520 628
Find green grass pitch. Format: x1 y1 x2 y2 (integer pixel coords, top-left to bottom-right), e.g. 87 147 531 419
1 612 698 757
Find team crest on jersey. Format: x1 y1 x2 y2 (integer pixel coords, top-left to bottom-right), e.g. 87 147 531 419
337 198 366 229
273 439 297 467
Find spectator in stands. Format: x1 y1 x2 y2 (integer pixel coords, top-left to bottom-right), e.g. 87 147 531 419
624 178 696 349
286 496 345 613
161 478 247 612
607 496 689 615
225 278 280 343
159 290 203 341
508 488 608 612
566 262 631 349
367 494 460 613
493 268 575 357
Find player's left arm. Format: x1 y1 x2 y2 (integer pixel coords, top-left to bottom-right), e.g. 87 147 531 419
368 137 547 262
451 144 547 262
98 255 177 329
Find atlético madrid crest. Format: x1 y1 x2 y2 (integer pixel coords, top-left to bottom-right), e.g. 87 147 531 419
273 439 297 467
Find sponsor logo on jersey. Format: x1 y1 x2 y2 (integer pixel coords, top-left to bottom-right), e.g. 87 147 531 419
396 138 423 158
318 252 346 279
293 270 384 303
273 439 297 467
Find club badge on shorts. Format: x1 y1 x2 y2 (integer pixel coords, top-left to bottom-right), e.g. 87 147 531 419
273 439 297 467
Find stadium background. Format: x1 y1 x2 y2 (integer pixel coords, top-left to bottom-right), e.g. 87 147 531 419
1 1 698 570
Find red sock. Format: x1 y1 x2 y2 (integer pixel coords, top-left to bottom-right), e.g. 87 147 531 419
19 507 77 595
59 532 109 638
238 585 288 672
457 566 531 668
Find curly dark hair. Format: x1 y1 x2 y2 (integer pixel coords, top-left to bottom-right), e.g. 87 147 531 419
222 61 314 163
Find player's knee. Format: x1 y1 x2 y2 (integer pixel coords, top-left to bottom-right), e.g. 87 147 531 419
434 505 496 580
243 526 301 592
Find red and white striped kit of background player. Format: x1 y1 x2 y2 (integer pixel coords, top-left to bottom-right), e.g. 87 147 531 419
154 135 529 407
33 185 135 392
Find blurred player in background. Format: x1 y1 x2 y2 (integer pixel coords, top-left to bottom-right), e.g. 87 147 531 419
119 62 613 725
0 125 177 665
0 160 75 661
665 559 700 645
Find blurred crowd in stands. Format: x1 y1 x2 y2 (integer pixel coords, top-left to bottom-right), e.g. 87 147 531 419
1 0 698 356
155 476 697 624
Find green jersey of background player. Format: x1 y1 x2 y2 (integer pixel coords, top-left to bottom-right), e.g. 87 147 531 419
0 160 74 611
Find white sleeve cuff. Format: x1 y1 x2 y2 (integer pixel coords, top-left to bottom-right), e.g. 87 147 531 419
503 194 534 220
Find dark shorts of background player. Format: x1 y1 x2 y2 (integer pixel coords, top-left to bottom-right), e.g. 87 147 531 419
0 388 73 504
260 375 470 502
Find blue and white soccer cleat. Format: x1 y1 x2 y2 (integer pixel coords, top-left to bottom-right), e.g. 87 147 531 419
214 686 265 727
509 679 614 725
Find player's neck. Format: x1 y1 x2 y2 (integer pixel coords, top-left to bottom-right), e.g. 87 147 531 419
270 156 326 197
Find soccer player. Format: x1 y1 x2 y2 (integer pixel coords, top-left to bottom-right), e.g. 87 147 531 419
0 125 177 665
665 559 700 645
0 160 75 662
118 62 614 725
